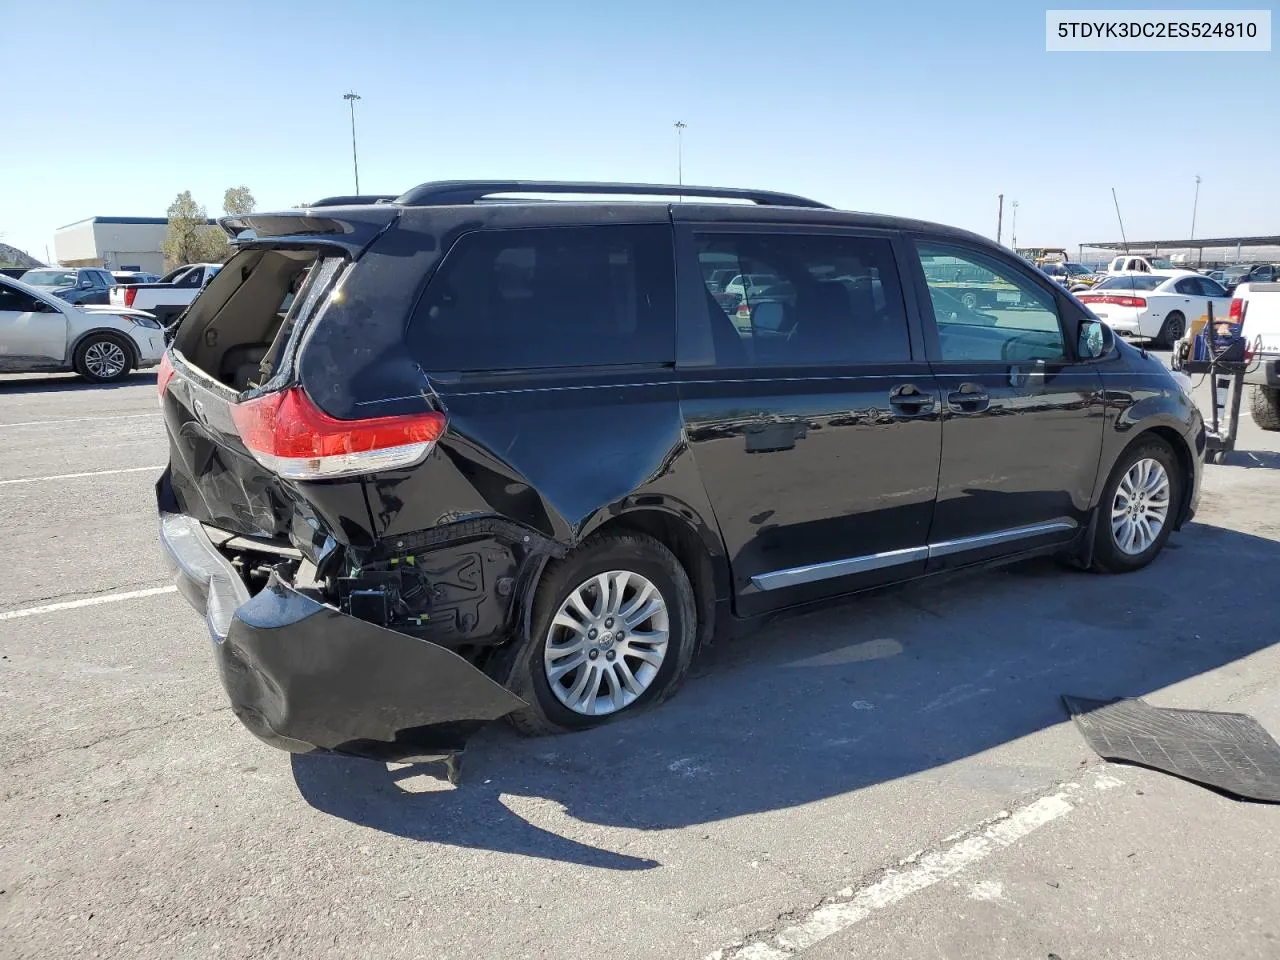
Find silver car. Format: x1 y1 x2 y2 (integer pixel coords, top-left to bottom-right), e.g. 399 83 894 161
0 273 164 382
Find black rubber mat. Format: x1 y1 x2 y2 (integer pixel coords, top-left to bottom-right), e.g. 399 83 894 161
1062 695 1280 803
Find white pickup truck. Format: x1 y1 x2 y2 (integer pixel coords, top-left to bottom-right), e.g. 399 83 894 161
1235 282 1280 430
109 262 222 330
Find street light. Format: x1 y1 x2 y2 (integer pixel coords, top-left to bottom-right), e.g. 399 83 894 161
343 91 362 193
1011 200 1019 250
673 121 686 186
1190 174 1202 240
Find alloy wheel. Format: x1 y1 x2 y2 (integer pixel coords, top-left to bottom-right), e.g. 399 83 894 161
83 340 127 380
1111 457 1171 555
543 570 670 717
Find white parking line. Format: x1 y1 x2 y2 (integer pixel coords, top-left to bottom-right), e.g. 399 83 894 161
708 775 1118 960
0 465 164 486
0 413 157 428
0 586 178 621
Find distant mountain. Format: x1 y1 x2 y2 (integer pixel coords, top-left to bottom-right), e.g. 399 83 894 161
0 243 43 268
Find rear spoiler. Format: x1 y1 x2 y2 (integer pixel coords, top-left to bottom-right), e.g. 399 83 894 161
217 208 401 257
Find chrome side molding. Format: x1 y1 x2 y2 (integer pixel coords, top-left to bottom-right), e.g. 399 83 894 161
750 519 1078 591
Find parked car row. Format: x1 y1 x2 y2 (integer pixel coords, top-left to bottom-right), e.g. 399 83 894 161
110 262 222 330
0 272 165 381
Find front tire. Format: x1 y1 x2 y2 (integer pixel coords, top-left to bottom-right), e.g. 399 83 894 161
1155 311 1185 349
507 532 697 736
1252 386 1280 432
1090 438 1182 573
74 334 134 383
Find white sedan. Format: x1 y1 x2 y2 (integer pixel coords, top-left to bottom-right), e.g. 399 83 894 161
1076 271 1232 347
0 273 165 382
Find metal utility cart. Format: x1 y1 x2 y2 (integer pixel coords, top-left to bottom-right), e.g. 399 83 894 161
1171 303 1249 465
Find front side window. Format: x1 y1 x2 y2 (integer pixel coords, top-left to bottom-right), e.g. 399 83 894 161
410 224 675 371
1199 277 1228 297
915 242 1066 363
694 232 910 367
0 281 45 313
1174 277 1201 295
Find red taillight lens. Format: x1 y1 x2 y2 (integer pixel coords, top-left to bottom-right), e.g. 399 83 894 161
1229 298 1245 322
156 352 175 397
124 287 137 308
1078 294 1146 308
229 387 447 480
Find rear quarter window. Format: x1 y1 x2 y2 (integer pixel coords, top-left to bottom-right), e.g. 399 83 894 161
408 224 676 372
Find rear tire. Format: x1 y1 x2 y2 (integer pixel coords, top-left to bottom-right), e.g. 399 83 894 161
1090 437 1182 573
73 333 134 383
506 532 697 736
1252 386 1280 432
1156 311 1185 349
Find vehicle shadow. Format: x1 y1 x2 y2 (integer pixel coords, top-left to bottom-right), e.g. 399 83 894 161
0 372 157 394
1220 449 1280 469
291 520 1279 869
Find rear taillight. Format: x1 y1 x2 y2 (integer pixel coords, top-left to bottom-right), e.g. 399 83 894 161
124 287 137 308
157 352 175 397
229 386 447 480
1229 298 1246 322
1078 294 1146 308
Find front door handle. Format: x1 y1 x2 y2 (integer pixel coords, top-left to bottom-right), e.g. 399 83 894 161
947 384 990 413
889 384 936 415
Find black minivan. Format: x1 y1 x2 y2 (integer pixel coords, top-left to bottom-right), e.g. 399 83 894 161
156 181 1204 772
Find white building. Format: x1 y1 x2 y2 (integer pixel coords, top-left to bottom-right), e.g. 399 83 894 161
54 216 215 274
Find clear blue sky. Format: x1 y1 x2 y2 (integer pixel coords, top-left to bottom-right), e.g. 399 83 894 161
3 0 1276 261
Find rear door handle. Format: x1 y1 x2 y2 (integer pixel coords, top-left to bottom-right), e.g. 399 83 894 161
889 384 936 415
947 385 990 412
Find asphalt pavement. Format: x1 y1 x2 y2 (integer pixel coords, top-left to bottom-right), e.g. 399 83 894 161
2 362 1279 960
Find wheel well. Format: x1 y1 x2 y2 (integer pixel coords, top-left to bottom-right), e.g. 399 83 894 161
71 328 138 368
589 511 719 650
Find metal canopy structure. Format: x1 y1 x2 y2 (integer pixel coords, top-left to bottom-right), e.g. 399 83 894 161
1080 234 1280 266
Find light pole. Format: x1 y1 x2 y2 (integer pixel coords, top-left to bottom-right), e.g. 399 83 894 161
1190 174 1201 240
1010 200 1019 250
673 121 686 185
343 91 362 193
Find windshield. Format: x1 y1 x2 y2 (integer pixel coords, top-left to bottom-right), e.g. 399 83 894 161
21 269 76 287
1224 266 1251 278
1065 263 1090 275
1094 275 1164 291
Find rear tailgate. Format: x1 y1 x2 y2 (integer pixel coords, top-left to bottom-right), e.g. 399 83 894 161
159 244 373 556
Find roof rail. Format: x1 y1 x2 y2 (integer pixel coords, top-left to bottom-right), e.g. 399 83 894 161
308 194 399 207
393 180 830 209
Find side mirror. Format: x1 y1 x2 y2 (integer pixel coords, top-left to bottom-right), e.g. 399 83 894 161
1078 319 1113 360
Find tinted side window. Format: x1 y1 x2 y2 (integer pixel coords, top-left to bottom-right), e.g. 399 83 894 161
915 242 1066 363
410 224 675 371
0 282 44 313
1174 277 1200 295
693 232 910 367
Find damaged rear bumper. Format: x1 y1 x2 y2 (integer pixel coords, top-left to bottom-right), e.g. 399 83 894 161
157 509 527 763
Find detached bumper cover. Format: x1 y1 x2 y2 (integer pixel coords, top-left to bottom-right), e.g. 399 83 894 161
158 510 527 761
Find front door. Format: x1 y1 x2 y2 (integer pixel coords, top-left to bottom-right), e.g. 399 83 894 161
0 281 66 370
675 222 942 616
910 239 1105 569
